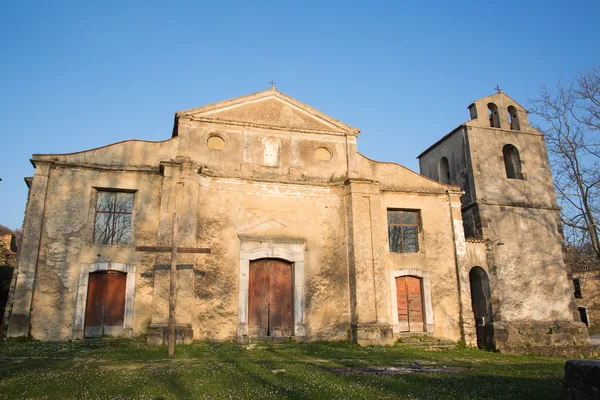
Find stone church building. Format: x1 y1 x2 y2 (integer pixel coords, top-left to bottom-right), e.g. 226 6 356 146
4 88 589 349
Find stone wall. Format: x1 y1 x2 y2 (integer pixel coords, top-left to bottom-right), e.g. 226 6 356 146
494 321 589 349
0 234 16 331
573 268 600 334
0 234 17 267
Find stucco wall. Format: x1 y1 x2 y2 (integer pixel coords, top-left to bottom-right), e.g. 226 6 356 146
380 191 463 341
28 166 162 340
24 163 356 342
186 178 351 341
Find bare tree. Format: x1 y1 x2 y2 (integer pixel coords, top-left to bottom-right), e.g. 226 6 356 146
530 66 600 260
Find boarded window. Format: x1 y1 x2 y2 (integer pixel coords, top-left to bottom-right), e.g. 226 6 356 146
395 276 424 332
314 147 331 161
573 278 582 299
503 144 523 179
94 191 134 245
263 137 280 167
207 135 226 150
388 210 419 253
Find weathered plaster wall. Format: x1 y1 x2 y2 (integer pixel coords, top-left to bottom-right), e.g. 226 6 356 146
466 125 556 208
28 166 162 340
465 123 577 328
32 138 179 169
380 191 463 342
356 153 467 342
417 92 587 348
178 121 350 183
483 206 573 321
418 127 479 237
186 177 351 341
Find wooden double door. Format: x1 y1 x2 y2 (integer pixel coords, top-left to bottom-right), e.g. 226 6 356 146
248 259 293 337
395 276 424 332
85 271 127 337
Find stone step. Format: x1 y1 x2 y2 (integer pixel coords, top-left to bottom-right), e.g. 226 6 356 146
249 336 295 343
395 335 456 347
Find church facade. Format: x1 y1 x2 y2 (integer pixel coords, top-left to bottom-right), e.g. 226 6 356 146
4 88 589 348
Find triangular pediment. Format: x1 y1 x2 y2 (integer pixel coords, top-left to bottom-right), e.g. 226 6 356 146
238 218 287 235
176 88 359 135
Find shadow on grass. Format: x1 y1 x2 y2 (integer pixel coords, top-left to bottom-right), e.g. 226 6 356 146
0 341 568 400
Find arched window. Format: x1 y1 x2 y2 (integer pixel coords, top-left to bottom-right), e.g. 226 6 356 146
438 157 450 184
207 135 226 150
508 106 520 131
503 144 523 179
488 103 500 128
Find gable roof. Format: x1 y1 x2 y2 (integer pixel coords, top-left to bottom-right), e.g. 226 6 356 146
174 87 360 136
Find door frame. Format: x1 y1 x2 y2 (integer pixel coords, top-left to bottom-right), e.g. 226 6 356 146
248 258 294 337
469 266 495 350
238 236 306 340
84 270 128 337
389 269 434 334
73 262 136 339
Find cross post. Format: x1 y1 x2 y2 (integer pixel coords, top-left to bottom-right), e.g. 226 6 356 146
135 212 211 356
268 79 276 88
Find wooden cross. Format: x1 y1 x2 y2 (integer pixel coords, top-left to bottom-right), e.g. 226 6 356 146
268 79 276 88
135 213 210 356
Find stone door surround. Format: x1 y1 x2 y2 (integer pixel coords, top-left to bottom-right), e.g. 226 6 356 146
73 261 136 339
237 236 306 339
389 268 434 334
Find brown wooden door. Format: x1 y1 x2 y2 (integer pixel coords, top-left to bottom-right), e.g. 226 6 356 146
85 271 127 337
248 259 293 337
395 276 424 332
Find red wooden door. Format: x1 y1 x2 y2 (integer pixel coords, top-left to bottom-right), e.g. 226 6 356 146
85 271 127 337
395 276 424 332
248 259 293 337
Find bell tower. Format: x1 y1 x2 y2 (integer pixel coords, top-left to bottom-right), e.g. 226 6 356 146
418 91 588 349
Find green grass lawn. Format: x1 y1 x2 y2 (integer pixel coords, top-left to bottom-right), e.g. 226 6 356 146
0 340 574 399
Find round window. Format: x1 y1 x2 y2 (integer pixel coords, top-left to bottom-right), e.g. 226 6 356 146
314 147 331 161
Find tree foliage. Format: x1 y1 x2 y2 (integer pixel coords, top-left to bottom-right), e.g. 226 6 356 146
530 66 600 260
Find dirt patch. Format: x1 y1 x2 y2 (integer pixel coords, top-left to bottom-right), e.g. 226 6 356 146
330 365 468 375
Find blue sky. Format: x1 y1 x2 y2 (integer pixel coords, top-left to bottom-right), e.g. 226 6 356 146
1 0 599 230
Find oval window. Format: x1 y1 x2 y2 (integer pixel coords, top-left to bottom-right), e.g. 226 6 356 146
207 136 225 150
315 147 331 161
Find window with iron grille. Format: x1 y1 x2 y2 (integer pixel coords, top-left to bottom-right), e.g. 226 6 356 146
387 210 419 253
93 191 134 245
